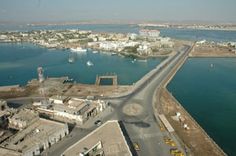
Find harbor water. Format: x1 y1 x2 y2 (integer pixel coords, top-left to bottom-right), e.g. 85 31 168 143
0 43 163 86
168 58 236 156
1 24 236 155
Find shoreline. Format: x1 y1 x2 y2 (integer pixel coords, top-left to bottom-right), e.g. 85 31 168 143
0 41 171 59
1 23 236 32
153 44 227 155
158 88 226 155
0 40 233 155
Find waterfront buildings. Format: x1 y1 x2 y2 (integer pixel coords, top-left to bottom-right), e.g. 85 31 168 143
36 96 108 124
8 109 39 130
1 109 69 156
0 29 176 57
139 29 160 38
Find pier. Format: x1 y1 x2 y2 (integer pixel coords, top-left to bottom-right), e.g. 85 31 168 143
153 43 227 156
95 74 118 86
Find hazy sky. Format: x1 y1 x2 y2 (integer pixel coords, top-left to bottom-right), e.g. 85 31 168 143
0 0 236 23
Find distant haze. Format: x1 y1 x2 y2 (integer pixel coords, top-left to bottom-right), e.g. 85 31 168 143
0 0 236 24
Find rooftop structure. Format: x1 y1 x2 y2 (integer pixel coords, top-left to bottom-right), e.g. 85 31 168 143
8 109 39 130
139 29 160 38
0 147 21 156
1 118 69 156
49 95 70 104
62 120 132 156
37 97 108 124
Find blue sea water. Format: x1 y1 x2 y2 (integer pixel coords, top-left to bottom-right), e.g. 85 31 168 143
1 24 236 42
168 58 236 156
1 24 236 155
0 43 162 86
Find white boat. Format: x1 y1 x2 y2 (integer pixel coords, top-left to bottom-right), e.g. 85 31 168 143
111 52 117 56
68 57 74 63
86 61 94 66
93 51 99 54
70 47 87 53
137 59 147 62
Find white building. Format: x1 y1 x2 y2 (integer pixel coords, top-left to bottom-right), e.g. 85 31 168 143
8 109 39 130
2 118 69 156
37 97 108 125
137 43 152 55
139 29 160 38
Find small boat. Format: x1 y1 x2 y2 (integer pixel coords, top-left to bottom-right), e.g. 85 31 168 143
68 53 75 63
93 51 99 54
210 63 214 68
70 47 87 53
68 57 75 63
86 61 94 66
137 59 147 62
111 52 117 56
132 59 137 63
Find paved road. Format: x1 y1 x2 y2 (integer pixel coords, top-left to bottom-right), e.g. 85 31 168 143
9 45 191 156
112 45 191 156
62 45 191 156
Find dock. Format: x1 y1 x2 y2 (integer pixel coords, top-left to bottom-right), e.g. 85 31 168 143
95 74 118 86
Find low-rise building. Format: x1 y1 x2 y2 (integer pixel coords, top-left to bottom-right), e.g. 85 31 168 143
0 147 22 156
139 29 160 38
137 43 152 55
62 120 132 156
1 118 69 156
8 109 39 130
37 97 108 125
49 95 70 104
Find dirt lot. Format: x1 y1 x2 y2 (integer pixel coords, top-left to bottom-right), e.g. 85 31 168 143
0 85 38 99
190 44 236 57
158 88 226 156
0 77 131 99
64 83 131 97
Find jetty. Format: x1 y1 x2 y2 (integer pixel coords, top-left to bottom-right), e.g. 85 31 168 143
95 74 118 86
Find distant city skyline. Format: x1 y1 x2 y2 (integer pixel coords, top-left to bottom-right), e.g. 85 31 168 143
1 0 236 24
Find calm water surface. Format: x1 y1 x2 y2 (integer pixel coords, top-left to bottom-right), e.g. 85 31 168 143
1 24 236 155
1 24 236 42
0 43 163 86
168 58 236 156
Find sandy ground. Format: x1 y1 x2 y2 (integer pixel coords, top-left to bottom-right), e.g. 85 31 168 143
0 85 38 99
158 88 226 156
190 44 236 57
63 83 131 97
0 78 131 99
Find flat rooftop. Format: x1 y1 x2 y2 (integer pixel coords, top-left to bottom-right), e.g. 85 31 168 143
2 118 67 152
63 120 132 156
9 109 38 123
0 147 21 156
67 99 88 111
